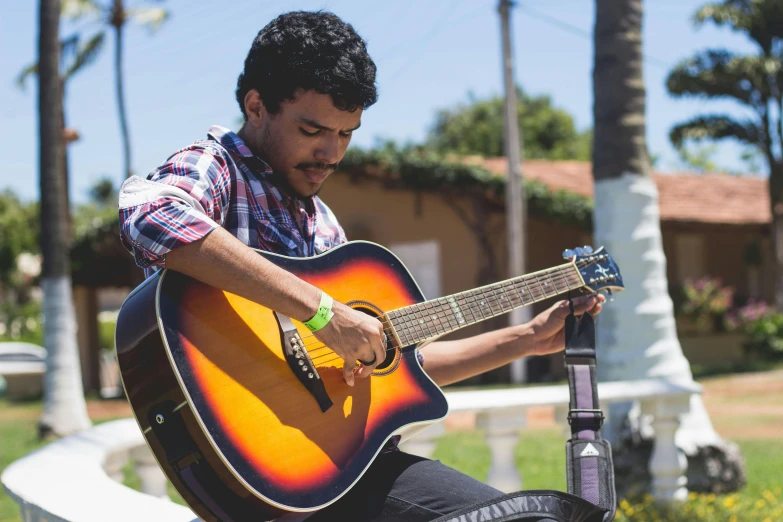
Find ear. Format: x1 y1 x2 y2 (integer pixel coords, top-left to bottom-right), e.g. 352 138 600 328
243 89 267 127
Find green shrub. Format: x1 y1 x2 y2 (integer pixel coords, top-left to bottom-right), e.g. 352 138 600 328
726 301 783 362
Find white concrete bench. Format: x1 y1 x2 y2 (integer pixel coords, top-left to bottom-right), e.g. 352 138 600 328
0 342 46 400
401 378 701 503
1 418 198 522
2 378 700 521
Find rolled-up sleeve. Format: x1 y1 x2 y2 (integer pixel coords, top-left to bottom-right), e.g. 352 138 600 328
118 147 231 269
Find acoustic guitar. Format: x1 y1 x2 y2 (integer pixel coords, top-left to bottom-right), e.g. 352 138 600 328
116 241 623 521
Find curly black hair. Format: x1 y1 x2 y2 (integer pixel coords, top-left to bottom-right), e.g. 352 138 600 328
236 11 378 118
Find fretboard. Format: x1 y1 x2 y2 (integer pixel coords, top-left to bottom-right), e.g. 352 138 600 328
385 263 583 347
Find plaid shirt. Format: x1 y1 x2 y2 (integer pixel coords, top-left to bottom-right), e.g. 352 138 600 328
119 125 422 455
118 125 347 276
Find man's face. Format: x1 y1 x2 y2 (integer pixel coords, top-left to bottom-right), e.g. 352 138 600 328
245 89 362 198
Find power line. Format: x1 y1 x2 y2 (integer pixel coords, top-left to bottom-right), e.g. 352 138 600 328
517 4 671 71
383 0 494 83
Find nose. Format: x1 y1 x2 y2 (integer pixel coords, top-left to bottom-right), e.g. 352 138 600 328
314 134 339 165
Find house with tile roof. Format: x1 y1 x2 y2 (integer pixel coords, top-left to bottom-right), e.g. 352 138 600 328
71 157 772 388
321 159 772 381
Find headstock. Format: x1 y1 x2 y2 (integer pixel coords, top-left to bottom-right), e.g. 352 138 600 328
563 246 624 298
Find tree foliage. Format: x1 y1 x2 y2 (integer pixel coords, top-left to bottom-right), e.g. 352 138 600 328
667 0 783 308
427 88 592 161
666 1 782 176
0 192 39 285
339 145 593 230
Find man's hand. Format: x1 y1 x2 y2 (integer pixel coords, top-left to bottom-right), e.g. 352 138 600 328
527 293 606 356
312 300 386 386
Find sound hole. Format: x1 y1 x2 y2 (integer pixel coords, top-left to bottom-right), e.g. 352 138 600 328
350 304 398 371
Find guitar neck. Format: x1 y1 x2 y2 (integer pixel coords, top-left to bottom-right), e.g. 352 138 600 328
385 263 584 347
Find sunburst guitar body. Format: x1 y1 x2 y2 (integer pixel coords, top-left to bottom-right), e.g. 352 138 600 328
116 241 624 521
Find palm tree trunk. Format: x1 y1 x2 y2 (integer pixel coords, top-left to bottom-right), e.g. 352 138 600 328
38 0 91 438
767 161 783 310
113 10 132 179
60 78 71 242
593 0 743 497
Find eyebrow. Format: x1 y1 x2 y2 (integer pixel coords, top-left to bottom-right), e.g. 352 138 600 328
298 117 361 133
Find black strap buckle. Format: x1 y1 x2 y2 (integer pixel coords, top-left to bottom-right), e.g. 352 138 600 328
567 408 605 429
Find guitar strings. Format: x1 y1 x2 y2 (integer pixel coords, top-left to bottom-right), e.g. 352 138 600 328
308 269 584 368
297 272 585 366
294 268 583 362
294 265 583 352
296 268 585 368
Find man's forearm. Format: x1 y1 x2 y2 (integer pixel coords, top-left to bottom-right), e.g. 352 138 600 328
164 226 321 322
419 324 535 386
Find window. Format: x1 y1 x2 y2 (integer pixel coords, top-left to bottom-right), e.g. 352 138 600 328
675 233 706 282
388 240 442 299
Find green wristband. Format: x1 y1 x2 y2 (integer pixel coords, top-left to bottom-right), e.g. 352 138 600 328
303 292 334 332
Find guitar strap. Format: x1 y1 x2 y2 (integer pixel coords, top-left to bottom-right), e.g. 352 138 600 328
432 297 616 522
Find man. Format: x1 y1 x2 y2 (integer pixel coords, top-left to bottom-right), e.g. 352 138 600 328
119 11 604 521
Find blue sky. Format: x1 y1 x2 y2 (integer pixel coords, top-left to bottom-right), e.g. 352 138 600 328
0 0 761 203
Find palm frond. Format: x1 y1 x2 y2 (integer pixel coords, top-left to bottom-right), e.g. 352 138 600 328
16 64 39 91
62 0 102 21
63 31 106 81
127 7 169 33
670 115 764 149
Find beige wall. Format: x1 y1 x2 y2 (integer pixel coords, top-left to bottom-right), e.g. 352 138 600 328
322 175 773 379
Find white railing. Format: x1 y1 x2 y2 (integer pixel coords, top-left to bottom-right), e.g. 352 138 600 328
2 378 699 521
401 378 701 503
1 418 197 522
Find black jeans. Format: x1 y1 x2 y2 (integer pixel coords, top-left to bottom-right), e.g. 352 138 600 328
303 451 503 522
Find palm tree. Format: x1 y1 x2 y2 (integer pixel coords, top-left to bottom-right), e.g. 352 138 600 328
60 0 168 180
592 0 743 494
18 31 106 241
666 0 783 309
37 0 92 438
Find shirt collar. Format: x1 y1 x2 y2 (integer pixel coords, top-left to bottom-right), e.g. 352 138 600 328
207 125 273 172
208 125 318 215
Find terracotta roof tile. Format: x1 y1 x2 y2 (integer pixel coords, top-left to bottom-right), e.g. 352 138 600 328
482 159 770 225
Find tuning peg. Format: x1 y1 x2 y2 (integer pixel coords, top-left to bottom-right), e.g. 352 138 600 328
605 289 614 302
574 247 584 256
582 245 593 254
562 249 576 259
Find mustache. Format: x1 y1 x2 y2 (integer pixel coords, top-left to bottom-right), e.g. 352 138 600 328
295 162 339 171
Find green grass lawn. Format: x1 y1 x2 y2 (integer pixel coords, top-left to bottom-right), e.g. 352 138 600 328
2 387 782 522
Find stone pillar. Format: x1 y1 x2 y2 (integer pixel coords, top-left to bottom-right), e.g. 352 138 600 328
132 445 169 499
642 396 690 504
476 408 525 492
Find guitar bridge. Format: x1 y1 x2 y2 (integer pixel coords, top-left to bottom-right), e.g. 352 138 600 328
274 311 333 413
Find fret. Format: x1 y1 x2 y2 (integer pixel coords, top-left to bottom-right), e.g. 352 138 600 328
484 283 506 317
504 280 524 308
386 310 411 346
495 284 513 313
448 295 468 327
510 278 528 307
426 300 446 337
438 298 456 331
386 311 404 346
467 288 485 319
424 300 444 336
543 270 558 298
458 292 480 325
404 308 422 346
553 268 571 293
530 275 547 301
458 291 481 325
413 303 433 340
475 286 496 318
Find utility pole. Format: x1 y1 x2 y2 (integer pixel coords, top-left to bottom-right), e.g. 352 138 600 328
499 0 530 383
